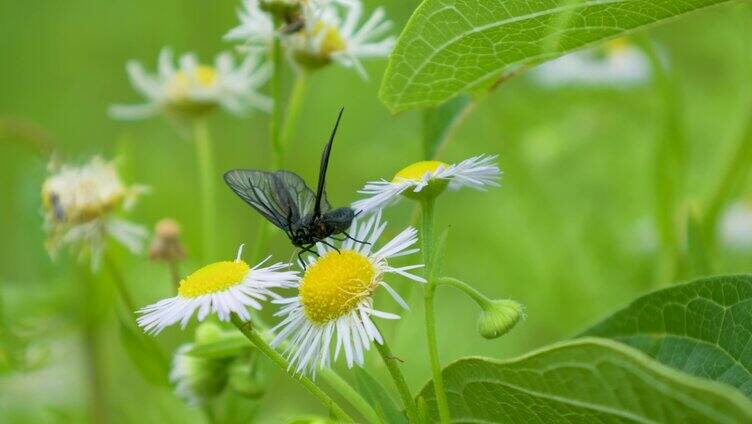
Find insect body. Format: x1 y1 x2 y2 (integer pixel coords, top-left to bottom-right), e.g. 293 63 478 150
224 109 361 266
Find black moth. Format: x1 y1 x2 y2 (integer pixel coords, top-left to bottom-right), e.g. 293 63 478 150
224 108 362 266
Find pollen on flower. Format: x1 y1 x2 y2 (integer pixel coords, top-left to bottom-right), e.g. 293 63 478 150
178 261 249 298
392 160 448 183
168 65 218 99
299 250 376 324
315 22 346 56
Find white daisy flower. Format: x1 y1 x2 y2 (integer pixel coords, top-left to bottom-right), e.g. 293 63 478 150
290 0 395 78
271 211 425 376
224 0 276 55
109 48 271 120
531 38 651 88
352 155 501 215
137 246 298 335
42 156 148 271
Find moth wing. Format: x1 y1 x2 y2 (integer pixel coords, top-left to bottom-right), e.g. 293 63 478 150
275 171 330 216
224 169 317 231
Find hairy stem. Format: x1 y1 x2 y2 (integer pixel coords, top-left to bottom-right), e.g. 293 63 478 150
420 199 450 423
375 339 419 423
194 118 217 261
436 276 491 308
319 368 383 424
230 316 353 422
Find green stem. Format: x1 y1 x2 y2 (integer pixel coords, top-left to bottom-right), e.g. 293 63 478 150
167 261 181 291
701 115 752 255
319 368 383 424
78 267 107 424
280 72 308 151
230 316 353 422
269 23 284 169
374 339 419 423
420 199 450 424
103 253 136 313
436 276 491 308
194 118 217 261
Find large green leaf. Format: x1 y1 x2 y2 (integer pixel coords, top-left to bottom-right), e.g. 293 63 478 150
583 274 752 397
418 338 752 423
380 0 737 112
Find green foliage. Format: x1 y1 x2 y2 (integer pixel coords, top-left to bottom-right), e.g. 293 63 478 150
584 274 752 397
380 0 737 112
186 333 253 360
422 95 472 159
117 314 169 387
418 338 752 423
352 368 406 424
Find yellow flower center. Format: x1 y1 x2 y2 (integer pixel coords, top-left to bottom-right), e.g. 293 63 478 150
313 21 346 56
604 37 629 55
392 160 448 183
178 261 249 298
168 65 218 99
299 250 376 324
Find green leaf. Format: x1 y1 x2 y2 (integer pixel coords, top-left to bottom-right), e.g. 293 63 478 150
352 368 406 424
117 314 169 387
418 338 752 423
422 95 473 159
185 333 253 360
583 274 752 397
380 0 737 112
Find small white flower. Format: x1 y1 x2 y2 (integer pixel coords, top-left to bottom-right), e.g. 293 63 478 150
110 48 271 120
271 211 425 376
353 155 501 215
224 0 276 55
721 201 752 250
289 0 394 78
137 246 297 335
42 157 148 271
531 38 651 88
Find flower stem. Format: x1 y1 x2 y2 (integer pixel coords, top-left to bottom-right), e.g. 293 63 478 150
436 276 491 308
374 339 419 423
194 118 217 261
280 72 308 151
420 199 450 423
269 22 284 169
230 315 353 422
319 368 383 424
77 267 107 424
104 252 136 313
167 261 181 291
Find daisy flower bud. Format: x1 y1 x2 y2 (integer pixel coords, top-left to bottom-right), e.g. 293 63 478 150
271 211 425 376
148 218 186 262
477 299 524 340
228 354 267 399
110 48 271 120
353 155 501 215
42 156 148 271
137 246 297 335
170 343 230 405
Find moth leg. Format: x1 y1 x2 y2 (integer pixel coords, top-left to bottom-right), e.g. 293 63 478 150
297 244 319 270
320 239 341 254
343 231 370 245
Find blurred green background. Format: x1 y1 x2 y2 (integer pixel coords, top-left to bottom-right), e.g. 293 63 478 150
2 0 752 422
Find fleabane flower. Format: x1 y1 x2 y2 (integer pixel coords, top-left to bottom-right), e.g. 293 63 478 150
353 155 501 215
531 38 651 88
109 48 271 120
224 0 276 55
42 156 148 271
137 246 297 335
290 0 395 78
271 212 424 375
171 343 230 405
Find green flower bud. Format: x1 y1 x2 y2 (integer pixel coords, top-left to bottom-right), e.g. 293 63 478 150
170 343 229 404
477 300 524 339
228 355 267 399
194 321 224 346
